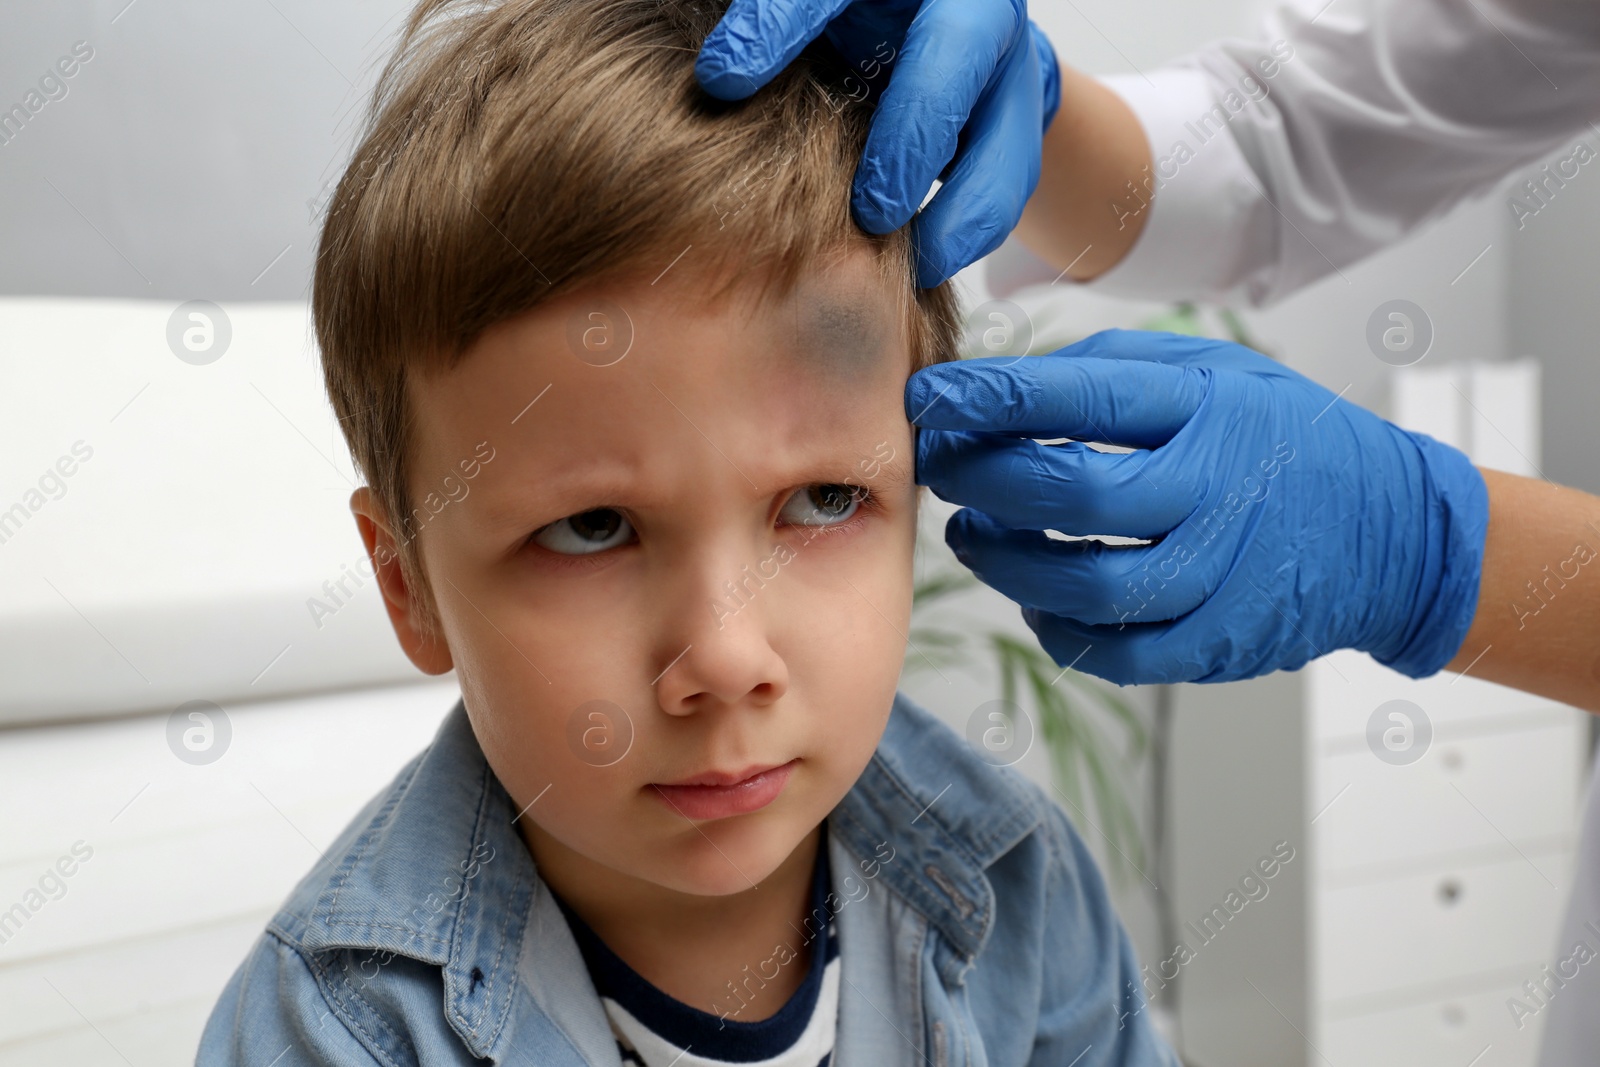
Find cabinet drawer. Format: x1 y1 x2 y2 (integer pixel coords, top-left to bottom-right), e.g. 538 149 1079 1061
1314 723 1584 876
1318 852 1569 1002
1309 651 1568 744
1322 978 1546 1067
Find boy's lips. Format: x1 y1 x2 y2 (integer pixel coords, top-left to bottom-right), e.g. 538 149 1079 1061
648 759 797 820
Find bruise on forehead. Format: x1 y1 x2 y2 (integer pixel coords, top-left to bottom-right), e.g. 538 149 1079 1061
782 287 898 384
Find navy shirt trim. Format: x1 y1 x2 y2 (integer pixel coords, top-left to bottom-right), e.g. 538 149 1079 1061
551 825 838 1063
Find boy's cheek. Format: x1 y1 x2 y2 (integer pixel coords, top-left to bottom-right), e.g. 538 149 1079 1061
459 660 580 805
790 566 905 730
451 609 628 753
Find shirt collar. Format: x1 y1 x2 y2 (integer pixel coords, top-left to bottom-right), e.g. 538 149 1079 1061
293 689 1045 1056
292 699 534 1061
829 690 1045 965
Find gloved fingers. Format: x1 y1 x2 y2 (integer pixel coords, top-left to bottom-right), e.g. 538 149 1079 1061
1028 20 1063 128
906 19 1040 287
906 354 1209 450
851 0 1024 236
916 429 1201 538
1022 602 1321 687
695 0 857 99
1066 328 1274 373
944 508 1216 625
821 0 920 74
1017 608 1190 687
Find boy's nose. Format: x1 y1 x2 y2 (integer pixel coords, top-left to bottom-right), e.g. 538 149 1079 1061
651 551 790 717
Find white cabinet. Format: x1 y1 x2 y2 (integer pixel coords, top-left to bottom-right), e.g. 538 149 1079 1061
1313 721 1576 873
1165 655 1587 1067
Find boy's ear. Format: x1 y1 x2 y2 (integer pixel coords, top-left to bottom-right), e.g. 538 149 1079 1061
349 487 454 676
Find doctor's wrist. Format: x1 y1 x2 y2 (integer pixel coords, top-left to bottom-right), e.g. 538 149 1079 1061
1013 65 1150 281
1364 434 1490 679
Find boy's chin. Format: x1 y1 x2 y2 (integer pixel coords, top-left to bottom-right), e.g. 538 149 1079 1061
650 816 820 898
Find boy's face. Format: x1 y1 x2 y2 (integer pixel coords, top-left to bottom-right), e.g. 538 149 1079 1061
354 245 920 898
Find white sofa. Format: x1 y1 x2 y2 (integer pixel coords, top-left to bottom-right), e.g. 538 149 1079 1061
0 297 456 1064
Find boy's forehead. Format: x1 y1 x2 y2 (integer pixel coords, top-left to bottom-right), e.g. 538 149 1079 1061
414 255 912 478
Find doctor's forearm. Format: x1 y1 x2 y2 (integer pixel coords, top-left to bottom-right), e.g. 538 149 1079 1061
1012 66 1151 282
1445 469 1600 713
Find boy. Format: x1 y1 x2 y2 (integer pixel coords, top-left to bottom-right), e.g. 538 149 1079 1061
199 0 1177 1064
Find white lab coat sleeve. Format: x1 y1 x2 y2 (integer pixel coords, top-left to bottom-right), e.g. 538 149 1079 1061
1083 0 1600 307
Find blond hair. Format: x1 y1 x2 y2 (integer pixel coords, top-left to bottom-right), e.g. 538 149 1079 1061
314 0 963 631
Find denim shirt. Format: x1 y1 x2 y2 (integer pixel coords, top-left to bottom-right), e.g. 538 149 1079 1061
199 691 1179 1067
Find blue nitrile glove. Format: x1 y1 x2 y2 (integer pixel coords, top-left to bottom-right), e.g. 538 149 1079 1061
905 329 1491 686
695 0 1061 288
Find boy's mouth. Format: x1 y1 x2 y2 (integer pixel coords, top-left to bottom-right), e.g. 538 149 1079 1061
648 759 798 821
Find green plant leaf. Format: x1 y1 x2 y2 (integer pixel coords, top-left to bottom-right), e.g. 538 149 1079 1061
1136 301 1205 337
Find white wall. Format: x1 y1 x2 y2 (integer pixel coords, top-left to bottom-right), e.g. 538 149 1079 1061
1507 143 1600 497
0 0 393 301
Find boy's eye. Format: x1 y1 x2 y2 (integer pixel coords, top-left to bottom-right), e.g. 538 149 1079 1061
778 483 866 527
530 484 868 557
531 508 634 555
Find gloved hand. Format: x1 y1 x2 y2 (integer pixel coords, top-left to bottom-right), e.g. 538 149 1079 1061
905 329 1491 685
695 0 1061 288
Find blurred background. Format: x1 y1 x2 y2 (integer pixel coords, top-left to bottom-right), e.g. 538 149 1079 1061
2 0 1597 1064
